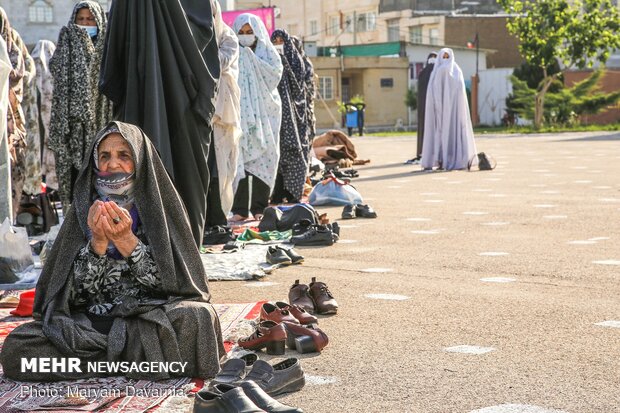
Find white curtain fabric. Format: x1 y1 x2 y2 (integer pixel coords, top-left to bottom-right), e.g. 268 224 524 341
0 37 13 221
421 47 477 170
232 13 283 189
212 1 242 216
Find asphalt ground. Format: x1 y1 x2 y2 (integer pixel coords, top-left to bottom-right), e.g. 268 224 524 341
210 131 620 413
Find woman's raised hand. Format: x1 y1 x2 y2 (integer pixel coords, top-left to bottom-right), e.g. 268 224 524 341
100 201 138 257
87 200 109 255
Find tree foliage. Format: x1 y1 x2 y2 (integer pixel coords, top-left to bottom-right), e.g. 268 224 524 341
498 0 620 127
405 88 417 110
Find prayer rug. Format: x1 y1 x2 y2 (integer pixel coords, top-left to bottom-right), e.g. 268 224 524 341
0 301 264 413
200 244 281 281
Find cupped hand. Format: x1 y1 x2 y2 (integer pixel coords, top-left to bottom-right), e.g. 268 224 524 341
100 201 138 257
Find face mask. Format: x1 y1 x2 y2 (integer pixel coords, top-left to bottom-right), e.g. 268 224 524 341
78 25 98 38
274 44 284 54
428 57 437 65
238 34 256 47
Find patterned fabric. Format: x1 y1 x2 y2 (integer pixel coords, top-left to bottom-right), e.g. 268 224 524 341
232 14 283 190
292 36 317 140
271 29 310 200
31 40 57 189
17 34 41 196
49 1 113 211
70 237 162 316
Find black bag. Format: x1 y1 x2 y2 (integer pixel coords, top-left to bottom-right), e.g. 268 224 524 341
468 152 496 171
15 192 59 236
258 204 320 232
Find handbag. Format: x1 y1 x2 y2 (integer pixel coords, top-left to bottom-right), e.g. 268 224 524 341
468 152 496 171
16 191 59 236
309 175 363 206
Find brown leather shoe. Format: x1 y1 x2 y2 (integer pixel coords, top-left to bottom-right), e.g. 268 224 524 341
283 321 329 353
260 302 299 324
238 321 287 355
309 277 338 315
275 301 318 325
288 280 315 314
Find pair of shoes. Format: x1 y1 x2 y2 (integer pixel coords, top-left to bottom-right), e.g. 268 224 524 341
341 204 377 219
203 225 236 245
265 246 303 265
210 354 258 386
289 278 338 315
290 223 340 246
405 157 421 165
195 380 303 412
260 302 318 325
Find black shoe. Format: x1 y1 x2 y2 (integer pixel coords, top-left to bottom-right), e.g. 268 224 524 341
203 225 236 245
242 358 305 397
355 204 377 219
210 354 258 387
266 246 293 265
290 226 334 246
258 207 282 232
341 205 355 219
291 219 314 236
278 246 304 264
194 386 264 413
238 381 303 413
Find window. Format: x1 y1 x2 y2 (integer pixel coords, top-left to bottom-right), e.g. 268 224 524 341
387 19 400 42
29 0 53 23
287 24 298 36
318 76 334 100
97 0 110 10
310 20 318 36
356 11 377 32
327 16 339 35
344 14 354 33
429 28 439 45
409 26 422 43
380 78 394 88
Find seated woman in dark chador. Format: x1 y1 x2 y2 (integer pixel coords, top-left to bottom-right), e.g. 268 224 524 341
1 121 225 381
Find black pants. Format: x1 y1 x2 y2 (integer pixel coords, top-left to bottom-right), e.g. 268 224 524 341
271 173 299 204
231 173 270 217
205 142 227 228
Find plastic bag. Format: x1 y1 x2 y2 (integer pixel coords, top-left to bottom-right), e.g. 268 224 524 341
0 218 35 283
309 176 363 206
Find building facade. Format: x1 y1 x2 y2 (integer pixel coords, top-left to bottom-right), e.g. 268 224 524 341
2 0 110 46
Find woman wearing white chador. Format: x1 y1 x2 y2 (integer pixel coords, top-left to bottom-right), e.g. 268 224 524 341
421 48 477 171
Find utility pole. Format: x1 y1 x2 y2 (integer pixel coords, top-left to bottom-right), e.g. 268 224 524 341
353 11 357 45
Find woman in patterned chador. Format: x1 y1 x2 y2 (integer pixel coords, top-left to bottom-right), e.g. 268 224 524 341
1 122 224 382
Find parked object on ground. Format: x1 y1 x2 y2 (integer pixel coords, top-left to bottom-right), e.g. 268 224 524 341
275 302 317 325
0 218 34 277
259 302 299 325
468 152 496 171
258 204 320 232
193 385 265 413
308 175 363 206
238 320 287 355
282 321 329 354
288 280 316 314
209 353 258 387
309 277 338 315
355 204 377 219
241 358 305 396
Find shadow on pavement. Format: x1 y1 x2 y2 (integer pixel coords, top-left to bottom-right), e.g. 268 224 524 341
355 169 448 182
552 132 620 142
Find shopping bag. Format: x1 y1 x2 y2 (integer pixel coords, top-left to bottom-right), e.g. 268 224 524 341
0 218 34 283
309 176 363 206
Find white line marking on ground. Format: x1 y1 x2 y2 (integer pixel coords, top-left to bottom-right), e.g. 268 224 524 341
588 237 610 241
599 198 620 203
544 215 568 219
420 192 440 196
406 218 431 222
543 174 558 177
482 222 510 226
595 320 620 328
571 166 588 169
540 190 560 194
489 194 507 197
412 230 443 234
593 186 612 189
533 169 550 173
365 293 410 301
473 188 493 192
338 239 359 244
424 200 445 203
534 204 556 208
447 181 463 184
486 178 502 181
304 375 339 386
361 268 394 273
444 345 495 355
479 252 510 256
588 170 603 173
592 260 620 265
463 211 489 215
529 184 547 188
387 185 402 189
432 176 449 180
480 277 517 283
469 404 570 413
337 224 359 229
568 240 597 245
244 282 279 288
574 180 592 184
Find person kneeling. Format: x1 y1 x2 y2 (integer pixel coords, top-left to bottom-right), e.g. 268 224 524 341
1 122 224 381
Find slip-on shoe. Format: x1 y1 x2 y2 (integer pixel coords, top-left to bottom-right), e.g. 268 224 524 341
288 280 315 314
355 204 377 218
290 226 334 246
213 382 303 413
193 386 265 413
278 246 304 264
238 321 287 355
275 302 317 325
242 358 305 397
282 321 329 354
260 303 299 325
341 204 355 219
210 353 258 387
266 246 292 265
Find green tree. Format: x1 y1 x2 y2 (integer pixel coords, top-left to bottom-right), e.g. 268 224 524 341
498 0 620 128
405 88 417 110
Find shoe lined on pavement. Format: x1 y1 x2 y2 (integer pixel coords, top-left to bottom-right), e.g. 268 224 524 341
275 301 318 325
194 385 265 413
288 280 315 314
237 381 303 413
309 277 338 315
210 354 258 387
282 321 329 354
242 358 305 397
290 225 335 246
203 225 236 245
266 246 292 265
355 204 377 219
238 321 287 355
259 303 299 325
341 204 355 219
278 246 304 264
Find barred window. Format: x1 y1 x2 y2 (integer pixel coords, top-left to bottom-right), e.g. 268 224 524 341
318 77 334 101
29 0 53 23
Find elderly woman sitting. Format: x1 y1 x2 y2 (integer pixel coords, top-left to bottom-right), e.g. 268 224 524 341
1 122 224 381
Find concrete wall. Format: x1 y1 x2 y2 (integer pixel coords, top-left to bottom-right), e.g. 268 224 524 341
564 70 620 125
2 0 109 47
478 68 513 126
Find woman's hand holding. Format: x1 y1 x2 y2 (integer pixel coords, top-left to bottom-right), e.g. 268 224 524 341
100 201 138 257
87 201 108 255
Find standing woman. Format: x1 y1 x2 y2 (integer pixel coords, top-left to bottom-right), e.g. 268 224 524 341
0 8 27 220
49 1 113 211
31 40 58 190
230 14 283 221
206 0 241 229
270 29 309 204
421 48 476 171
407 52 436 165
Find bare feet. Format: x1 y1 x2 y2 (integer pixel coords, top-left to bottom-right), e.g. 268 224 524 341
230 214 248 222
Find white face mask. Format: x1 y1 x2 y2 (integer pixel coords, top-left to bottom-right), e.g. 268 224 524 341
77 25 98 38
274 44 284 54
238 34 256 47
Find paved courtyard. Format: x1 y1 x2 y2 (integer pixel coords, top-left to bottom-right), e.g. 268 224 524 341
211 131 620 413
